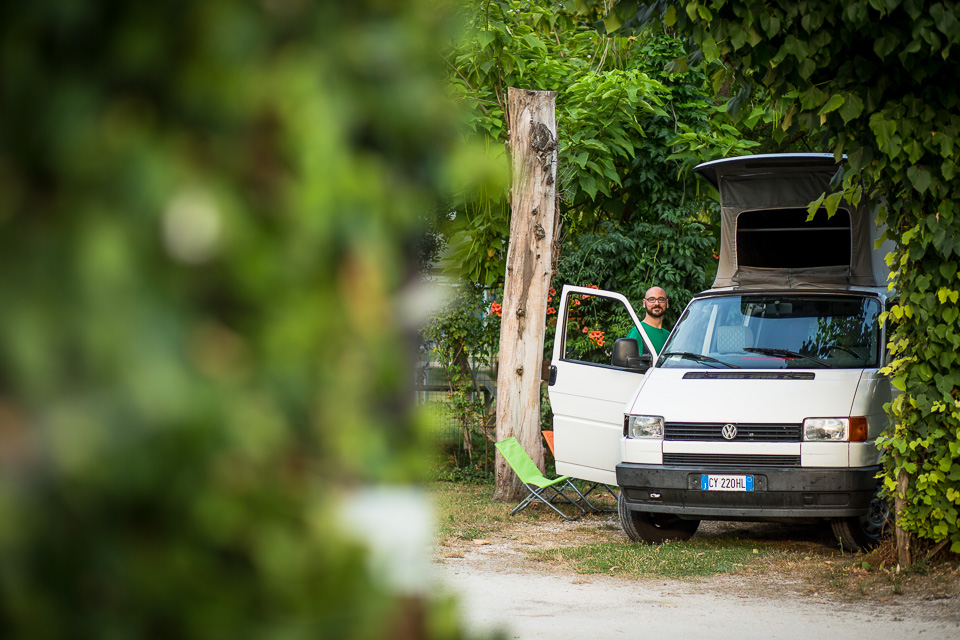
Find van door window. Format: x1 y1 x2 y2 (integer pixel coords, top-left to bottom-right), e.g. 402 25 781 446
561 290 641 366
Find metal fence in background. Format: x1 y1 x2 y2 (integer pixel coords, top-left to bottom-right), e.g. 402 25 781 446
416 383 494 453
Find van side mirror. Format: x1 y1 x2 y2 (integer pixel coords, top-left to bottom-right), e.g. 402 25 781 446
612 338 651 372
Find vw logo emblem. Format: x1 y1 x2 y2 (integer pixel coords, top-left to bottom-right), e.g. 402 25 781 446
721 423 738 440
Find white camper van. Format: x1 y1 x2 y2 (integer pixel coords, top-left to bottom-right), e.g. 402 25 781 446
548 154 894 551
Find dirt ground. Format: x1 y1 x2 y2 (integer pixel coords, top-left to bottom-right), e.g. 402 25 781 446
433 510 960 640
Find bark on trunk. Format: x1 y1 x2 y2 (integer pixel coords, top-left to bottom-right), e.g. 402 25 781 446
493 88 558 503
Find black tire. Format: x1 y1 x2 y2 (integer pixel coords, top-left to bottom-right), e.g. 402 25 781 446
618 490 700 544
831 487 891 552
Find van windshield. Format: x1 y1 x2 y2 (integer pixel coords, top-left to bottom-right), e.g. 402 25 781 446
659 294 882 370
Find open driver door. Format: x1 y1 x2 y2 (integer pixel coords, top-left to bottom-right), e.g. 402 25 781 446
547 285 658 485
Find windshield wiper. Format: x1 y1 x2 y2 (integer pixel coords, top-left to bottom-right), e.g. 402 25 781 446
660 351 741 369
742 347 834 369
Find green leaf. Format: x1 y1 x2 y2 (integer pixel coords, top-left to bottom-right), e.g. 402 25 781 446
580 174 599 200
602 14 623 34
944 158 958 180
848 146 866 172
760 13 781 38
520 34 547 52
818 94 845 116
932 3 960 40
874 32 899 59
799 85 826 110
882 135 903 159
907 165 932 193
869 114 897 146
477 29 496 51
904 0 924 20
614 0 638 20
937 288 960 304
937 132 955 158
663 56 689 75
839 93 864 123
664 5 677 27
824 192 843 217
806 193 826 220
701 36 720 61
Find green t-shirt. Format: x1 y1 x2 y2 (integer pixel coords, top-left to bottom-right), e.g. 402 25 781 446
627 322 670 356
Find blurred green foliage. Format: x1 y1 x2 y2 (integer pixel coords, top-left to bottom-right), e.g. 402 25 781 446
0 0 473 637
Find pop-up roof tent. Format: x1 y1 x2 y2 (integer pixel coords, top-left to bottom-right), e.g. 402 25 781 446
694 154 890 289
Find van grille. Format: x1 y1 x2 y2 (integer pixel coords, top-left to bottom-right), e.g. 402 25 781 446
664 422 801 442
663 453 801 468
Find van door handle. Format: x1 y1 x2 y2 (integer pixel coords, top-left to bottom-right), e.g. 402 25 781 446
548 365 557 386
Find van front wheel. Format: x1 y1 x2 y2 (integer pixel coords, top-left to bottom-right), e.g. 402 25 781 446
618 492 700 544
830 488 891 552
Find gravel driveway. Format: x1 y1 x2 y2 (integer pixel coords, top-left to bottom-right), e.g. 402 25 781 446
433 516 960 640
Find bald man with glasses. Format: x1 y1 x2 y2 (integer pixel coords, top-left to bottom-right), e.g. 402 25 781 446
626 286 671 356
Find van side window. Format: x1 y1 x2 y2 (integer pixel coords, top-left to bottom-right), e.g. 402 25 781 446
737 207 852 269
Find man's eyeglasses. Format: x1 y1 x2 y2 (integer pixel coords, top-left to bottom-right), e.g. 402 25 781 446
644 297 668 304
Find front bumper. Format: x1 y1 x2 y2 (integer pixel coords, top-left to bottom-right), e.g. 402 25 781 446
616 463 880 519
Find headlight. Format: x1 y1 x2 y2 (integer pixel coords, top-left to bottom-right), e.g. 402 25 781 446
803 418 848 441
626 415 664 439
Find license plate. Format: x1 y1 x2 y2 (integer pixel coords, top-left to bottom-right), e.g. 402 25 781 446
701 474 754 491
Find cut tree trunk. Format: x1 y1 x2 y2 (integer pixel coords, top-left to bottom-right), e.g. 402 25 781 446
493 88 559 503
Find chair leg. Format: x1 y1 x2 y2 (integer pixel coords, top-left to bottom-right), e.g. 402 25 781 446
509 493 537 516
562 480 601 513
575 482 620 513
508 484 585 521
537 485 585 520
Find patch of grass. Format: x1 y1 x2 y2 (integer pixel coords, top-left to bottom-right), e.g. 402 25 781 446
429 482 510 544
531 538 785 579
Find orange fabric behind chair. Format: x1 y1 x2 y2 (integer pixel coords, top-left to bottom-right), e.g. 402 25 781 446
543 429 619 511
541 430 555 455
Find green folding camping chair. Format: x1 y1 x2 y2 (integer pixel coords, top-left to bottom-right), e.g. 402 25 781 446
495 437 592 521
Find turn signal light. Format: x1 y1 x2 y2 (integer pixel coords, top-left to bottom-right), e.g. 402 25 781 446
849 416 868 442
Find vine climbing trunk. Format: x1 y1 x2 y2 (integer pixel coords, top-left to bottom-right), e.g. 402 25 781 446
895 467 912 568
493 88 559 503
